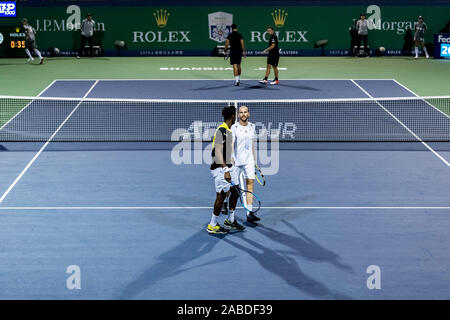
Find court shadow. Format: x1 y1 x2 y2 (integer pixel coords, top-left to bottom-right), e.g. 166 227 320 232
224 234 351 299
191 84 232 91
244 220 259 228
239 83 277 90
260 196 318 225
189 81 321 92
268 195 319 207
278 83 321 91
255 219 353 272
118 229 233 299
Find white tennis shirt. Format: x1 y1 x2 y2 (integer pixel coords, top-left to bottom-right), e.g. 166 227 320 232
232 121 256 166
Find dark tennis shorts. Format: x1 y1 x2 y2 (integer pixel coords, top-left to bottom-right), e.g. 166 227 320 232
230 51 243 65
267 53 279 67
25 39 37 50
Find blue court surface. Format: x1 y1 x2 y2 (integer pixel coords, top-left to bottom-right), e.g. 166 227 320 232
1 79 450 299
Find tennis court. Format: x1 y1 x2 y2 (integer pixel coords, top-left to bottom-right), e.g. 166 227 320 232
1 74 450 299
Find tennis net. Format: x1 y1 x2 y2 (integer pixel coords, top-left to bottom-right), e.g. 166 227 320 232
0 95 449 142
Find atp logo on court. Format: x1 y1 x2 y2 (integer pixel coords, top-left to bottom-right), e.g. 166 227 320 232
208 11 233 43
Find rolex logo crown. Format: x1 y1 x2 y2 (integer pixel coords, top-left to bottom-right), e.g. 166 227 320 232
271 9 288 27
153 9 170 28
15 27 20 32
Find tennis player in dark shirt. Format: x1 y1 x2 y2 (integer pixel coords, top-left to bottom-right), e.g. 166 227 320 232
224 24 246 86
208 106 245 234
259 26 280 85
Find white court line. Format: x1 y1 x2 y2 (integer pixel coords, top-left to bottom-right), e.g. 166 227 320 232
392 79 450 120
0 80 57 130
0 80 100 204
53 78 398 81
351 79 450 167
0 206 449 210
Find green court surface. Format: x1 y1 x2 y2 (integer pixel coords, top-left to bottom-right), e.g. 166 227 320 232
0 100 31 128
0 106 22 127
0 56 449 97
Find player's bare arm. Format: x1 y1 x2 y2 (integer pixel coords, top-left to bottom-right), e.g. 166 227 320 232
241 39 246 58
215 143 231 182
224 39 230 54
263 43 275 53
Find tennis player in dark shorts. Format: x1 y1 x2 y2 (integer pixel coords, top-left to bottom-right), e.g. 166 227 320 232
224 24 246 86
259 26 279 85
414 16 429 59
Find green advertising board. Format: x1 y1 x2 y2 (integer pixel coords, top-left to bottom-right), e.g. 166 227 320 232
1 4 449 56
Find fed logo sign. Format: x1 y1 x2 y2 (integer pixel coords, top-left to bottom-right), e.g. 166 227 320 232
437 34 450 44
435 34 450 59
0 1 16 17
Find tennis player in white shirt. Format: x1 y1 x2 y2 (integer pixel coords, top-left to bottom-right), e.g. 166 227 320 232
231 106 260 223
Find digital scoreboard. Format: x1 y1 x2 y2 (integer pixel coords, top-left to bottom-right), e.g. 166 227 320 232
0 25 27 57
441 43 450 58
434 33 450 59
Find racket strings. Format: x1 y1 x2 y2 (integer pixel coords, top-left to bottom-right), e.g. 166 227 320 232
255 166 266 186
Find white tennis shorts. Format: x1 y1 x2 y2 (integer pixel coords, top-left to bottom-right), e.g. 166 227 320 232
211 166 239 193
236 162 255 180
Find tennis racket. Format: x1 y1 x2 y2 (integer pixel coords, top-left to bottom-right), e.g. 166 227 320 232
231 182 261 214
223 48 230 60
255 164 266 186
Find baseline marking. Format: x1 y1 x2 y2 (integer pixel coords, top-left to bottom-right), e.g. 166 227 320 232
0 206 449 210
53 78 397 82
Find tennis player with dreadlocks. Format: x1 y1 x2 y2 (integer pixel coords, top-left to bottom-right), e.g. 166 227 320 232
207 105 245 234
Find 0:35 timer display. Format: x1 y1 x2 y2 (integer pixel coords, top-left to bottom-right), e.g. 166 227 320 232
0 25 27 57
10 40 25 48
